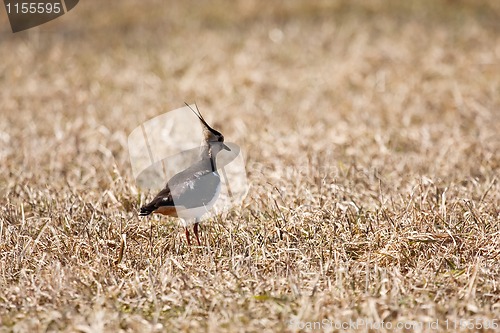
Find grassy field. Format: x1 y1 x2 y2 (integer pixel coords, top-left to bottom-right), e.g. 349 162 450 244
1 0 499 332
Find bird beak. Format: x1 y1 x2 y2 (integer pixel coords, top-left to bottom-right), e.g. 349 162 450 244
223 143 231 151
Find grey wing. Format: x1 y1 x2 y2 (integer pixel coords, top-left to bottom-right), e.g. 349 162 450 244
168 170 220 209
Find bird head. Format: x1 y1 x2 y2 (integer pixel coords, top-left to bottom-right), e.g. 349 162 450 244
185 102 231 153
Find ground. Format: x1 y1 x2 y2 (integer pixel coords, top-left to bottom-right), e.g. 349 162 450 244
0 1 499 332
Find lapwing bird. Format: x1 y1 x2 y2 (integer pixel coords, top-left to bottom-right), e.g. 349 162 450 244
139 103 230 246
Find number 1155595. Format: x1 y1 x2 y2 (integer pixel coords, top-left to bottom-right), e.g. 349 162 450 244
5 2 62 14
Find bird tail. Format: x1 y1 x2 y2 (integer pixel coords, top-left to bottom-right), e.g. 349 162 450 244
139 204 155 216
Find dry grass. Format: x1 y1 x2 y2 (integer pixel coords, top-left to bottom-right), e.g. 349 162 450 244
1 0 499 332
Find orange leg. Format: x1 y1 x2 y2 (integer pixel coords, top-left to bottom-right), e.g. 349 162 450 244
193 221 201 246
185 227 191 246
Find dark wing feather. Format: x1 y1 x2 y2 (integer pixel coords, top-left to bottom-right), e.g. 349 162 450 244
139 160 220 216
139 186 173 216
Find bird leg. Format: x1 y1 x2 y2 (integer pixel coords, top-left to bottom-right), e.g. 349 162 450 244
193 219 201 246
185 227 191 246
